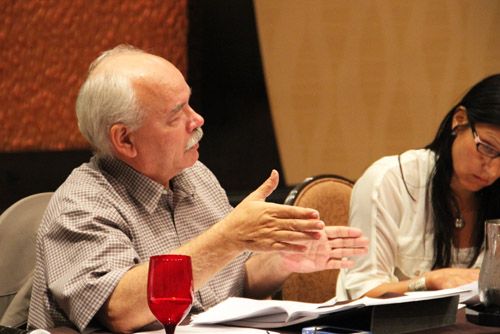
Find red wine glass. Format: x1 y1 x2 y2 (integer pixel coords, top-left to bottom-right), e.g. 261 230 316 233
147 255 194 334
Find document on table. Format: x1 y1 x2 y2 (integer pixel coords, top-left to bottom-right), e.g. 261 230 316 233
136 325 280 334
191 283 477 329
455 280 479 304
191 296 349 328
403 281 478 304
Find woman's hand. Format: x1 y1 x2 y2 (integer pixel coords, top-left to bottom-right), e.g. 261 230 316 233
423 268 479 290
365 267 479 298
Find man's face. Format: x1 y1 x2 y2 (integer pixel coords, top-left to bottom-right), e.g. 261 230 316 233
127 56 204 187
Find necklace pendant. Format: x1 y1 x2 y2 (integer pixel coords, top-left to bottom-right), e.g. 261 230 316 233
455 218 465 230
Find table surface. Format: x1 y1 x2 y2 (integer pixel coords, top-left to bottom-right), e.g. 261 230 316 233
410 307 500 334
47 307 500 334
273 308 500 334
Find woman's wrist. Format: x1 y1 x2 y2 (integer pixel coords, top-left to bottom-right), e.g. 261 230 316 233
408 277 427 291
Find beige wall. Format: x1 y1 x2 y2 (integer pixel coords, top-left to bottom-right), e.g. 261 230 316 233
254 0 500 185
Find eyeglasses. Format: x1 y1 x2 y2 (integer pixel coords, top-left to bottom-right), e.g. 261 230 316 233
470 122 500 158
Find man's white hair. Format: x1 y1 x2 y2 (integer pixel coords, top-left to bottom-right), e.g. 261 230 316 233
76 44 147 157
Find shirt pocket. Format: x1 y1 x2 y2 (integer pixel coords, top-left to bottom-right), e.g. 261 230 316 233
396 254 433 280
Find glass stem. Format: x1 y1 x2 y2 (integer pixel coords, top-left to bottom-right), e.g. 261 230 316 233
164 324 177 334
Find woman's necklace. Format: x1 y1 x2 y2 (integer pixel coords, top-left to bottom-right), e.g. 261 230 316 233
455 216 465 230
453 195 477 230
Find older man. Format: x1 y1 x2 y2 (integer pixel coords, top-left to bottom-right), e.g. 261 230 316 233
28 45 368 333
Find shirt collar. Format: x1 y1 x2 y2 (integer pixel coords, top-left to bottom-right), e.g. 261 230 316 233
95 156 197 213
172 166 197 200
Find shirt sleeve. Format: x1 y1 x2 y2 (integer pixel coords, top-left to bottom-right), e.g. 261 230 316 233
338 158 407 300
41 195 139 332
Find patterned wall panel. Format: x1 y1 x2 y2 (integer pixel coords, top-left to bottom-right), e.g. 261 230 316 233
0 0 187 152
254 0 500 184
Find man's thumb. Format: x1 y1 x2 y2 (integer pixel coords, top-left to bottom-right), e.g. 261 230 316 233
246 169 279 201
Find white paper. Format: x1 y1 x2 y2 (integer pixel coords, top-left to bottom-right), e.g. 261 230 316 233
400 283 476 303
455 281 479 304
191 296 339 325
136 325 279 334
191 283 476 329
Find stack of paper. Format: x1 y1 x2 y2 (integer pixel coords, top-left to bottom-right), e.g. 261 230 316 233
191 283 477 329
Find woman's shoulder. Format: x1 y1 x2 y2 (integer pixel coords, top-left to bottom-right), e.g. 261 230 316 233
371 148 433 167
357 149 435 189
398 148 435 165
367 149 434 172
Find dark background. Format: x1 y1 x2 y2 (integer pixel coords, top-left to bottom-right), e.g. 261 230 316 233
0 0 291 213
187 0 290 203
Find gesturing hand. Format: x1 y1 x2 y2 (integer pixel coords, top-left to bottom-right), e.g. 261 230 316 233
218 170 325 253
280 226 369 272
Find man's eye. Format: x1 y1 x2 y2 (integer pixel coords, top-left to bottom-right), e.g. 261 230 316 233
167 117 181 125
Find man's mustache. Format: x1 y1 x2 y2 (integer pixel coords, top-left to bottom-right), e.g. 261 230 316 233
185 127 203 150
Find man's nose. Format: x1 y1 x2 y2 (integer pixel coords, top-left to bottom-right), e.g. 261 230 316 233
187 107 204 130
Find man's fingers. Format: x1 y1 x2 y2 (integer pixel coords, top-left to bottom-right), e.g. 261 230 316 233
244 169 279 202
329 236 370 248
274 219 325 232
257 202 320 220
330 247 368 259
324 259 356 269
275 230 323 242
239 229 323 253
325 226 365 238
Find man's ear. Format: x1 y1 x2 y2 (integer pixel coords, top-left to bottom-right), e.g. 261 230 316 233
110 123 137 158
451 106 468 129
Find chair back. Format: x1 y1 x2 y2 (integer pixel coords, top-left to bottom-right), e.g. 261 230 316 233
282 175 353 303
0 192 53 328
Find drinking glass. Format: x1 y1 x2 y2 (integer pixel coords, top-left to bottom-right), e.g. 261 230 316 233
147 255 194 334
479 219 500 312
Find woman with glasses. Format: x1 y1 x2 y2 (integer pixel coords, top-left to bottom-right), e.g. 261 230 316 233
336 74 500 301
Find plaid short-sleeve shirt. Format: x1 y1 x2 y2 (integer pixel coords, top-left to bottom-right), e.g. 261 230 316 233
28 156 250 332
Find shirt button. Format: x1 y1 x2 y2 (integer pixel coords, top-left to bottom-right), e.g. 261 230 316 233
162 189 168 195
414 270 420 276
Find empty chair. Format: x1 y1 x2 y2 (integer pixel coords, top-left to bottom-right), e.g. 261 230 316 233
281 175 354 303
0 192 53 328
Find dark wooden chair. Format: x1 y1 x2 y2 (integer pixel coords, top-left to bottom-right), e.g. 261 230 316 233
281 174 354 303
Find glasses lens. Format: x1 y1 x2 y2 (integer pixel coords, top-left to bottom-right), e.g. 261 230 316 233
478 143 499 158
470 122 500 158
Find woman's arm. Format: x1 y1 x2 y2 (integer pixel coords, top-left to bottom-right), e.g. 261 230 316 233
340 162 405 300
365 267 479 297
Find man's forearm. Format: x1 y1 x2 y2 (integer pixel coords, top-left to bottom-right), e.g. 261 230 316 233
98 223 243 332
173 221 242 291
244 253 292 300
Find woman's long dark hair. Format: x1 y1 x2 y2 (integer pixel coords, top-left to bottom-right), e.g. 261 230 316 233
425 74 500 269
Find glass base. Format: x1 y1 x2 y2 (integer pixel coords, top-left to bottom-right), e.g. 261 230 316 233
466 303 500 327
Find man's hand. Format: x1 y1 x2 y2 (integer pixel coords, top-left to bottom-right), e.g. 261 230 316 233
280 226 369 272
218 170 325 253
243 225 369 299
